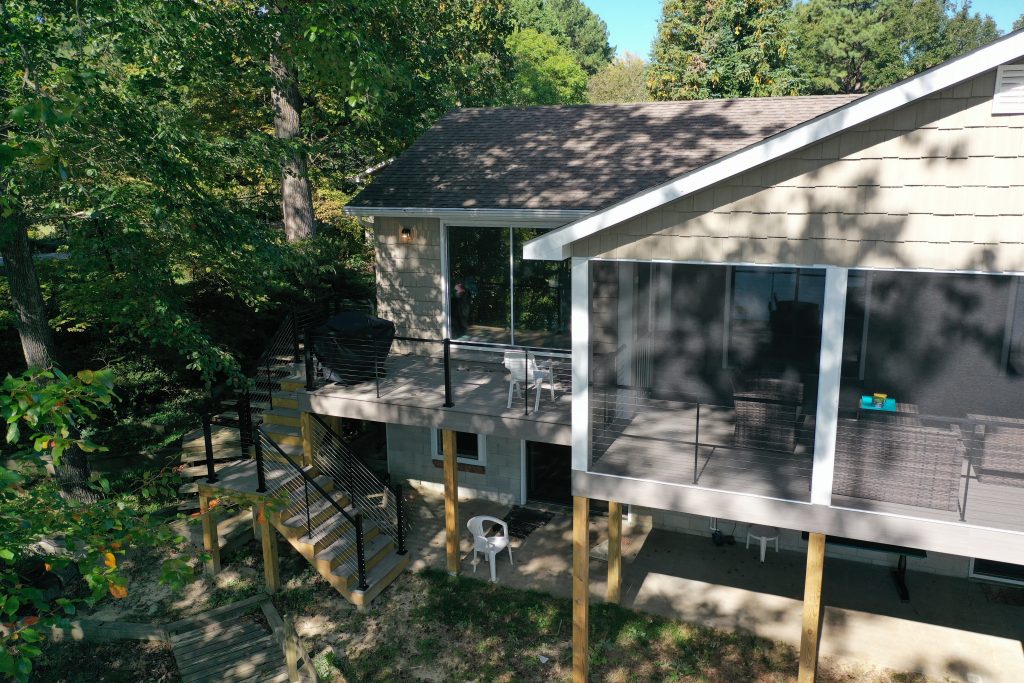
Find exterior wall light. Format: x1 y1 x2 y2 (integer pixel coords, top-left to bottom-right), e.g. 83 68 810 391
399 225 414 244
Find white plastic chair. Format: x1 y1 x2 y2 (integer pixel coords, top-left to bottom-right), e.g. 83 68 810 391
503 350 553 412
467 515 513 582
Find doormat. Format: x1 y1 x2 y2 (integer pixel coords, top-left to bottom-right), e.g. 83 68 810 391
492 506 554 541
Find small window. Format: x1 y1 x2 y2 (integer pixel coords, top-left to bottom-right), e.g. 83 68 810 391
432 429 486 466
971 558 1024 586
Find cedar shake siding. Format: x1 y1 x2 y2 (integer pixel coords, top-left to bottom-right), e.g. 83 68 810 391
374 217 444 340
571 70 1024 273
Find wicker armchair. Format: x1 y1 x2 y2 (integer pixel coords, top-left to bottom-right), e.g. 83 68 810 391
732 376 804 452
967 415 1024 488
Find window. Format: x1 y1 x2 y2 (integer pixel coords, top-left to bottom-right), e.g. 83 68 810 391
727 267 825 373
971 558 1024 586
446 225 569 348
432 429 486 466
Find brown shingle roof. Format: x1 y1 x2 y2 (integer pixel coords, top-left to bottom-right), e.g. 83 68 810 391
350 95 861 212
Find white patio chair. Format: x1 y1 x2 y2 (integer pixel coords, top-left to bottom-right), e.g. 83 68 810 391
467 515 513 582
503 350 554 412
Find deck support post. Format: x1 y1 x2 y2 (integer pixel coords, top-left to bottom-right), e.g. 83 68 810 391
258 503 281 594
572 495 590 683
607 500 622 604
442 429 460 575
798 532 827 683
251 504 261 541
300 411 314 468
199 493 221 576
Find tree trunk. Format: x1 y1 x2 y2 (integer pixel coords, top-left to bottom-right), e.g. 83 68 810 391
52 443 101 503
1 215 56 369
1 216 95 500
270 52 315 242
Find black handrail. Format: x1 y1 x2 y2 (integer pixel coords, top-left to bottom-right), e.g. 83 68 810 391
308 413 408 555
256 426 369 590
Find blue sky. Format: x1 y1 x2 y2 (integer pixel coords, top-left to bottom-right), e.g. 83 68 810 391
583 0 1023 59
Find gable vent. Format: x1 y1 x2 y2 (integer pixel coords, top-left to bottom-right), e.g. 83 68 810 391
993 64 1024 115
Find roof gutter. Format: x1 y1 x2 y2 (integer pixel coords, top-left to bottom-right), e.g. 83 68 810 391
523 29 1024 261
343 206 591 223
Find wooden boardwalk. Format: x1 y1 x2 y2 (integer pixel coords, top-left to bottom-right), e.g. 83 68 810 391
167 597 307 682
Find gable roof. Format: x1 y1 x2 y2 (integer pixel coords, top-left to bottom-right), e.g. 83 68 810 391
524 29 1024 260
346 96 858 214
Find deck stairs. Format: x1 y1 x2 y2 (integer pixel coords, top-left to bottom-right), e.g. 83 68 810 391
193 305 409 608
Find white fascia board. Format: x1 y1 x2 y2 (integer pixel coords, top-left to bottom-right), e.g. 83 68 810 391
523 29 1024 262
343 205 589 223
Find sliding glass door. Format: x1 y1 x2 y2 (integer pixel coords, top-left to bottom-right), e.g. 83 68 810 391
446 225 569 348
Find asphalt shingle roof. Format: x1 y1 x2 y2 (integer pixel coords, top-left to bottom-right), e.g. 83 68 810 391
350 95 861 212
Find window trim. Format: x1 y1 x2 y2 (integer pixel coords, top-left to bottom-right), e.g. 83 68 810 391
431 428 487 467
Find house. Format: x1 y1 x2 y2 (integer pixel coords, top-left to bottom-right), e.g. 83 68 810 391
198 29 1024 682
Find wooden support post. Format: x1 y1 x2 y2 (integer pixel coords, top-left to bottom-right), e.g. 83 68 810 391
199 494 221 576
572 495 590 683
251 505 261 541
442 429 460 575
299 411 314 468
606 500 622 604
258 503 281 594
798 532 827 683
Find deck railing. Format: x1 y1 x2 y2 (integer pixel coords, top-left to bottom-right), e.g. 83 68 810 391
302 332 571 415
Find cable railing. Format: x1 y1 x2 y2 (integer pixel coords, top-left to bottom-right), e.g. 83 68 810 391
255 425 368 590
590 382 817 502
301 330 571 416
308 414 407 554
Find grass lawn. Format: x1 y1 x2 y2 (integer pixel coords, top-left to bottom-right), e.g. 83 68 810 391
42 538 933 683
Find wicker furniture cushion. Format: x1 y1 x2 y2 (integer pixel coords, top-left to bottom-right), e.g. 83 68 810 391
833 419 963 512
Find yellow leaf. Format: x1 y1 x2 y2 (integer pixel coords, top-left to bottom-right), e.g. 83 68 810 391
109 583 128 599
104 552 117 568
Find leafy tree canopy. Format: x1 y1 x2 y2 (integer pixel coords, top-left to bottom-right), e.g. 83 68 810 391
790 0 1002 94
507 28 589 105
647 0 799 100
510 0 614 74
588 52 650 103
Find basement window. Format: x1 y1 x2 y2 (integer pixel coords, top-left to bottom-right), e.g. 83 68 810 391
432 429 486 466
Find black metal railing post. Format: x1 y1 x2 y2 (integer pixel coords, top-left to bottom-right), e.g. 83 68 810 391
304 325 315 391
265 363 274 411
291 309 301 364
442 338 454 407
253 426 267 493
693 402 701 485
202 414 218 483
395 484 407 555
355 514 369 591
238 388 253 458
371 334 380 399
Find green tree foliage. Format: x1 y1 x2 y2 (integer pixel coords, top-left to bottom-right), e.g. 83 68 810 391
0 368 191 681
647 0 798 100
1015 14 1024 32
510 0 614 74
587 53 650 103
790 0 1002 94
507 28 589 105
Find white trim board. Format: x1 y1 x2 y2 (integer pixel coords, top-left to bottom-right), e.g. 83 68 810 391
523 30 1024 261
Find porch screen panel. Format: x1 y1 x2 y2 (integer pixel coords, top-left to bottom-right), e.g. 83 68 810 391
833 271 1024 533
589 261 825 503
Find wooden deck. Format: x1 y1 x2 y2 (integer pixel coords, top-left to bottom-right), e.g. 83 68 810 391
302 354 573 445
